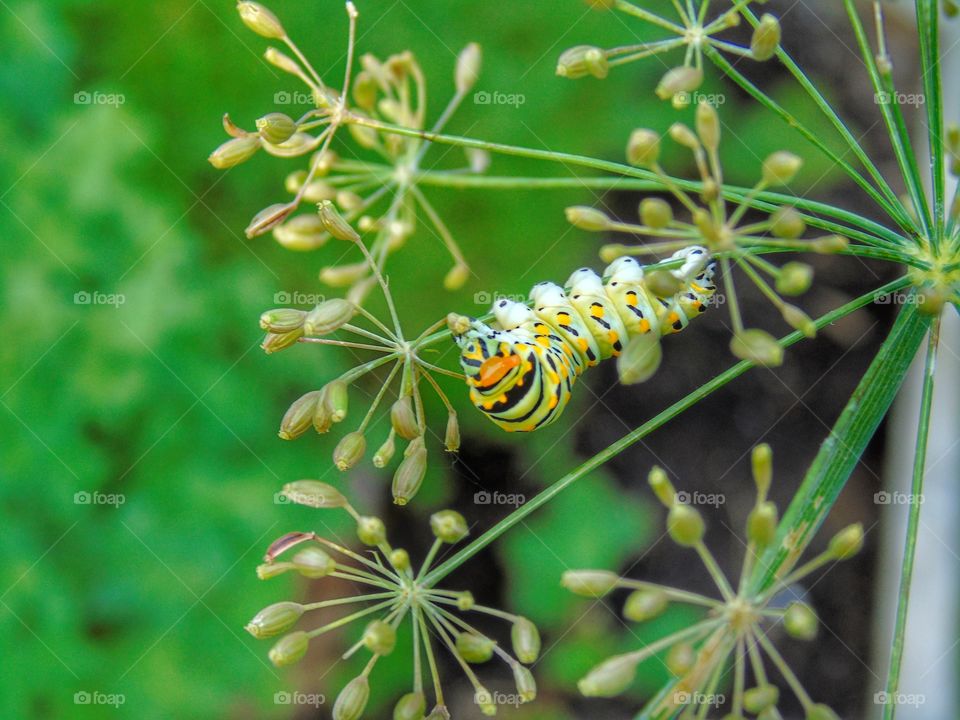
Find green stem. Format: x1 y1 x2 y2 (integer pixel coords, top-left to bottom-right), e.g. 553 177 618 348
915 0 945 243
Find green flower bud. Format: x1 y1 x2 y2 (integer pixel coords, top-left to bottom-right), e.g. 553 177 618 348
268 630 308 666
744 684 780 713
565 205 612 231
336 190 363 212
747 501 778 546
261 328 302 354
455 42 482 93
668 122 700 150
357 516 386 546
279 390 321 440
333 430 367 472
828 523 864 559
302 180 337 203
751 443 773 497
373 434 396 468
639 197 673 228
282 480 348 508
389 548 410 572
260 308 306 333
810 234 849 254
444 411 461 452
447 312 472 335
623 588 668 622
208 135 261 169
648 466 676 507
667 504 705 546
304 299 356 336
391 396 420 440
237 1 286 39
644 269 683 297
352 71 378 111
695 100 720 152
273 214 329 251
578 653 638 697
561 569 620 597
313 390 333 434
257 562 291 580
392 440 427 505
257 112 297 145
292 547 336 578
730 329 784 367
782 304 817 338
627 129 661 167
246 202 296 238
617 332 663 385
363 619 397 655
430 510 469 543
317 199 361 242
320 261 369 287
806 704 840 720
444 262 470 291
333 676 370 720
513 664 537 702
264 46 301 75
245 601 304 638
393 692 426 720
456 591 475 611
784 601 818 641
325 380 349 423
762 151 803 186
770 206 806 239
656 66 703 101
751 14 781 61
511 616 541 663
666 642 696 675
776 262 814 296
456 632 495 663
556 45 608 79
474 686 497 716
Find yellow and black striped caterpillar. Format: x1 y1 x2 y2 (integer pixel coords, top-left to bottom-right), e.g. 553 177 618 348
451 247 717 432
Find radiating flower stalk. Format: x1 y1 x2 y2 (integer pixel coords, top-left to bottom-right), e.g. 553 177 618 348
260 202 465 504
248 482 540 718
211 2 485 302
563 445 861 720
561 0 781 107
566 99 849 367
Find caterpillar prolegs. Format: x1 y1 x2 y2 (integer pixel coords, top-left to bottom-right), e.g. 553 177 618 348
451 247 717 432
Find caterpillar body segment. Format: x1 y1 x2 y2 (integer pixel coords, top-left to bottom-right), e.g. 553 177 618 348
452 247 717 432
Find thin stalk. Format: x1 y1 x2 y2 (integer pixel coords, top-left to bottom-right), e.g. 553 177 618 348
915 0 945 241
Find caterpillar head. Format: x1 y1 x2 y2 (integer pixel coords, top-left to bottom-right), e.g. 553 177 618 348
449 315 527 395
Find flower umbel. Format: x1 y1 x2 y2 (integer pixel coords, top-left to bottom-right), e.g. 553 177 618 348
250 486 540 717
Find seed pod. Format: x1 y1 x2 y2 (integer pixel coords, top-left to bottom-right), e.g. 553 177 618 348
257 562 291 580
279 390 322 440
747 501 778 547
623 588 668 622
627 129 661 167
282 480 348 508
261 328 302 354
561 569 619 597
455 42 482 93
320 261 369 287
208 136 261 169
752 444 773 497
393 692 426 720
237 1 286 39
363 620 397 655
784 601 818 641
695 100 720 153
730 329 784 367
302 180 337 203
782 304 816 338
474 687 496 717
373 434 396 468
511 617 541 663
639 197 673 228
751 14 782 61
430 510 469 543
556 45 608 79
456 591 475 611
644 270 683 298
304 299 356 336
325 380 349 422
762 151 803 186
828 523 863 559
648 466 676 508
333 431 366 471
246 202 296 238
352 70 378 110
776 262 814 297
744 684 780 713
577 653 638 697
565 205 612 231
257 112 297 145
617 332 663 385
264 46 300 75
444 263 470 291
273 215 329 251
391 396 420 440
389 548 410 572
291 547 336 578
268 630 308 667
666 642 696 675
668 122 699 150
655 66 703 101
392 440 427 505
260 308 306 333
444 411 461 452
770 206 806 239
456 632 495 663
513 664 537 702
317 199 361 242
333 676 370 720
667 505 705 546
313 389 333 434
336 190 363 212
245 601 304 638
357 516 386 546
811 234 849 253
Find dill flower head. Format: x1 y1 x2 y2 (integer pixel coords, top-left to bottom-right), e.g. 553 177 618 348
249 484 541 717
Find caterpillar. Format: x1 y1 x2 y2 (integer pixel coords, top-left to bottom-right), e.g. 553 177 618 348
451 247 717 432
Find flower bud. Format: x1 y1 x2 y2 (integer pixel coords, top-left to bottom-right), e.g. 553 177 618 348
333 432 366 471
639 197 673 228
257 562 291 580
648 466 676 507
444 411 461 452
811 234 849 254
668 122 700 150
444 262 470 291
513 664 537 702
268 630 308 666
392 440 427 505
260 308 306 333
776 262 814 296
752 443 773 497
245 601 304 638
667 504 705 546
565 205 612 231
394 692 426 720
806 704 840 720
373 434 396 468
784 601 818 641
828 523 863 560
556 45 608 79
447 313 472 335
301 180 337 203
264 46 300 75
666 642 696 675
237 1 286 39
747 501 778 547
744 684 780 713
317 199 361 242
304 299 356 336
389 548 410 572
770 206 806 239
333 676 370 720
282 480 348 508
511 617 540 663
561 569 620 597
273 214 329 250
357 516 386 546
456 632 495 663
208 136 261 169
474 686 497 716
751 14 781 61
627 129 661 167
695 100 720 152
313 391 333 434
456 591 475 611
390 396 420 440
257 112 297 145
352 71 378 110
455 42 482 93
623 588 668 622
782 304 816 338
324 380 349 423
320 261 369 287
430 510 469 543
644 269 683 297
617 332 663 385
261 329 302 354
363 619 397 655
292 547 337 578
336 191 363 212
656 66 703 101
578 653 638 697
279 390 322 440
730 329 784 367
762 151 803 186
246 202 296 238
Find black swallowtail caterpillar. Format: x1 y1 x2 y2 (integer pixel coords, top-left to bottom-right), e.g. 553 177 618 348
451 247 717 432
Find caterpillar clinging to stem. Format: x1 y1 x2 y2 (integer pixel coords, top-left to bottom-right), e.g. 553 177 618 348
449 247 717 432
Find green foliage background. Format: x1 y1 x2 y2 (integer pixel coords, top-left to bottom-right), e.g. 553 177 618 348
0 1 843 717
